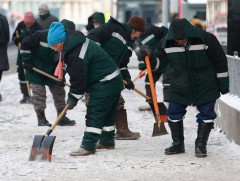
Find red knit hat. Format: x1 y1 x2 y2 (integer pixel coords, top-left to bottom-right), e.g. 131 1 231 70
23 12 35 27
127 16 146 33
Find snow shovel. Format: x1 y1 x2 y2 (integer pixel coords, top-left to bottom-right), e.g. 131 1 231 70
123 80 168 122
29 105 69 162
144 55 168 136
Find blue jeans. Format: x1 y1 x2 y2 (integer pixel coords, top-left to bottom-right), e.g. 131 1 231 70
167 101 217 123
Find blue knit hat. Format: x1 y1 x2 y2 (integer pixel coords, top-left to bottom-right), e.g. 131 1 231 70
48 22 66 45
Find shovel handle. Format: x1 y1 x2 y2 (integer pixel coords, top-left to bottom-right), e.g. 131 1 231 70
131 69 147 82
45 104 69 137
123 80 151 100
32 67 71 87
145 56 161 125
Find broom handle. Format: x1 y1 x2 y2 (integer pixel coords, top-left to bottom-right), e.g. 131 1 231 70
144 56 162 125
44 105 69 137
32 67 71 87
16 31 31 97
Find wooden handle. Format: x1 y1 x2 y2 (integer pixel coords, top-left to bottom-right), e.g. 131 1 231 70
32 67 71 87
44 105 69 137
145 56 161 124
123 79 151 100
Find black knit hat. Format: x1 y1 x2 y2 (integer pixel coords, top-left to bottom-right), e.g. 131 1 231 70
127 16 146 33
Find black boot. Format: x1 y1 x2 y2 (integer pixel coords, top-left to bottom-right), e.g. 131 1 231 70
57 109 76 126
20 96 32 104
19 83 32 104
165 120 185 155
195 122 213 158
115 109 141 140
36 110 52 127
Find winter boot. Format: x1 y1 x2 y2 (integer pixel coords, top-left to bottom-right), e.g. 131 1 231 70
165 120 185 155
195 122 213 158
36 110 52 127
57 109 76 126
19 83 32 104
20 96 32 104
115 109 141 140
69 148 95 156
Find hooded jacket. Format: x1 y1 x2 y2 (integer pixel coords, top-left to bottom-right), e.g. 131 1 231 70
152 18 229 106
136 25 168 70
20 30 58 85
87 17 134 80
86 12 105 31
62 30 124 98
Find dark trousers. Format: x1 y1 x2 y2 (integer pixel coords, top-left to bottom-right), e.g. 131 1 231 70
81 92 121 151
167 101 217 123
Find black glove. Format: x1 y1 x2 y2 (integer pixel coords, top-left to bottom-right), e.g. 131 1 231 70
139 45 152 58
56 76 66 87
67 93 78 110
125 78 135 90
23 60 33 71
14 37 21 46
220 89 229 95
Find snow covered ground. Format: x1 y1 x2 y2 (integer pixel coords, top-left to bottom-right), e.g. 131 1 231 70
0 69 240 181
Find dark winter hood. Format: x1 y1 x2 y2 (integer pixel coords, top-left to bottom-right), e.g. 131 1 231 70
163 18 203 48
88 12 105 25
108 16 132 39
63 30 86 53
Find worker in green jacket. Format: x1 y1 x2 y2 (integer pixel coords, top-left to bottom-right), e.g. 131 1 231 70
47 22 124 156
139 18 229 158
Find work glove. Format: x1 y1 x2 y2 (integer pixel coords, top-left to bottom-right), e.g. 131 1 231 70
125 78 135 90
139 45 152 59
23 60 33 71
220 89 229 95
67 93 79 110
13 37 21 46
56 76 66 87
139 70 146 78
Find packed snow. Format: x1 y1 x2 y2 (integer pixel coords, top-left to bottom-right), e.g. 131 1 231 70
0 69 240 181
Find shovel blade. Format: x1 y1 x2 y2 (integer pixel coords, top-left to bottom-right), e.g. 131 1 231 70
152 122 168 137
148 101 168 122
29 135 56 162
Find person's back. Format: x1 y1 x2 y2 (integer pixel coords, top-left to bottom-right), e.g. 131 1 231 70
37 2 59 29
